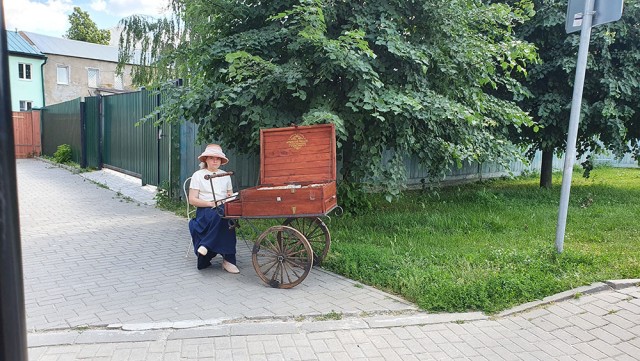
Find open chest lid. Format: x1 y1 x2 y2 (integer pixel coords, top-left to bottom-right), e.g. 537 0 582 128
259 123 337 185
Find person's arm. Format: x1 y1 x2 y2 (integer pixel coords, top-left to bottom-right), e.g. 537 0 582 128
188 188 217 208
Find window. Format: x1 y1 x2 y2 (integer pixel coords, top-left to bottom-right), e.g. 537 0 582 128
18 63 32 80
57 65 69 85
19 100 33 111
88 68 100 88
114 73 124 90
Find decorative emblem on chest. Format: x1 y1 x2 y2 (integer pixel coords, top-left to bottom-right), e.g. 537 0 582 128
287 133 307 150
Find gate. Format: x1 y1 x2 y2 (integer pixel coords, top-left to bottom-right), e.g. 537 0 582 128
12 111 41 158
102 89 172 187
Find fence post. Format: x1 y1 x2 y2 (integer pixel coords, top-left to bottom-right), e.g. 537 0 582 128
80 100 87 168
97 94 103 169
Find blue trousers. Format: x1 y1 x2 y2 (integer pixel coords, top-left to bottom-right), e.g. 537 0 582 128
189 206 237 264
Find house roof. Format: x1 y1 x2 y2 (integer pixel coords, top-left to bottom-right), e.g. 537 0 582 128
5 30 45 58
21 31 139 64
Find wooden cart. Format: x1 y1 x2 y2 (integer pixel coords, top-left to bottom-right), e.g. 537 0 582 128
223 123 338 288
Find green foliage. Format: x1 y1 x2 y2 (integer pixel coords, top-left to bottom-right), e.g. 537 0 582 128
118 0 538 199
65 7 111 45
325 167 640 313
512 0 640 180
53 144 72 164
337 181 372 215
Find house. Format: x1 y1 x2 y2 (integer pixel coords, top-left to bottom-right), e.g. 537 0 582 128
6 30 46 111
20 31 137 105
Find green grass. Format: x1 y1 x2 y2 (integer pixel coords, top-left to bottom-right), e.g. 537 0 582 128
323 167 640 314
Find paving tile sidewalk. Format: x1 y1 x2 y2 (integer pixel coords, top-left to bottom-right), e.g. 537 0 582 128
16 159 640 360
26 285 640 360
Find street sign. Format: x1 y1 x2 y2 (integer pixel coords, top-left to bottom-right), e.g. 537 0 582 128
556 0 624 253
566 0 624 33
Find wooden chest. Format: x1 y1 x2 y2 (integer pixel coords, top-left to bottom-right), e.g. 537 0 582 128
225 124 338 218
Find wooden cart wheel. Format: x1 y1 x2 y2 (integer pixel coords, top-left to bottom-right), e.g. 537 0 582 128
283 217 331 266
252 226 314 289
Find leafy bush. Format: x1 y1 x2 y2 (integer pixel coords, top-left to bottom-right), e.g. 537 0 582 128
53 144 72 164
337 181 372 215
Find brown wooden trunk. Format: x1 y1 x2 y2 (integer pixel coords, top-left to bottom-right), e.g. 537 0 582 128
239 182 337 217
225 124 338 218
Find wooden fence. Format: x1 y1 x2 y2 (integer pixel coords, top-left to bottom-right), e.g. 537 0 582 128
12 111 41 158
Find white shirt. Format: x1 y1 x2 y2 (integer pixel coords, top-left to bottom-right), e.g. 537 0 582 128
190 169 233 203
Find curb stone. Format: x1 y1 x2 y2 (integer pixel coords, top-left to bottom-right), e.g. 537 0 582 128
497 281 626 317
605 278 640 290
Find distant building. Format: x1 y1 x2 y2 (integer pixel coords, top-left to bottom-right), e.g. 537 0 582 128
6 30 46 111
20 31 137 105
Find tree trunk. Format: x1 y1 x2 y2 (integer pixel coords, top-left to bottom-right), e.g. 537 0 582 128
539 149 554 189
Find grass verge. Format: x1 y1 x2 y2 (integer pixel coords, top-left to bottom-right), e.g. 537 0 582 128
323 167 640 314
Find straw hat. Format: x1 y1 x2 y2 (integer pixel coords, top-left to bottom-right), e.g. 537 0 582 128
198 144 229 165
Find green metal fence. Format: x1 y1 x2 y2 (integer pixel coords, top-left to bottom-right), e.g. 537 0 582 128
41 98 82 164
84 96 100 169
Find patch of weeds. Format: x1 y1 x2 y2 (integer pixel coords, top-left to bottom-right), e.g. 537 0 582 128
573 292 584 299
71 325 90 332
294 315 306 322
115 192 135 203
579 193 594 208
607 309 619 315
453 320 466 324
314 311 343 321
353 283 364 288
155 182 185 216
89 180 109 189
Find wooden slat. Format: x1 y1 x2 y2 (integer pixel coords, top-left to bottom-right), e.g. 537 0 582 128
260 124 336 184
12 111 41 158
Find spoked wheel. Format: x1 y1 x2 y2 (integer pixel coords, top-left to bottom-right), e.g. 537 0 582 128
283 217 330 266
252 225 314 289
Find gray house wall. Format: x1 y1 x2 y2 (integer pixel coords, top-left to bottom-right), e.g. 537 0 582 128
43 54 136 105
20 31 138 106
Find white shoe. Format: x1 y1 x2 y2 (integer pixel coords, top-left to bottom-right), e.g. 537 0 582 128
222 260 240 274
197 246 208 256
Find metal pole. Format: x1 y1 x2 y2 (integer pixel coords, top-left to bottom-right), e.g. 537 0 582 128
0 2 29 359
555 0 596 253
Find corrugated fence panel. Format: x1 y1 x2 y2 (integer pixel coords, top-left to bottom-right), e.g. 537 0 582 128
155 90 173 188
103 91 148 177
41 98 82 163
84 96 100 168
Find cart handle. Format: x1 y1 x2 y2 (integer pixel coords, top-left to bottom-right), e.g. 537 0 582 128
204 171 234 180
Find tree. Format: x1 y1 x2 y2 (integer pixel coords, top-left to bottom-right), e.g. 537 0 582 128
65 7 111 45
119 0 537 199
513 0 640 188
